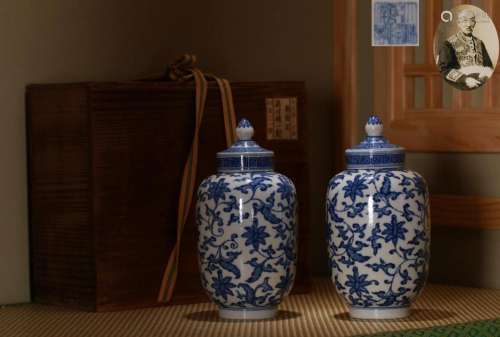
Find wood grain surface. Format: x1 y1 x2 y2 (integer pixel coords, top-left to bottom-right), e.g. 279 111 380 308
431 194 500 229
26 81 310 311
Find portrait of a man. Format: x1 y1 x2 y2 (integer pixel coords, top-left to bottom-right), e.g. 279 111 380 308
437 9 494 90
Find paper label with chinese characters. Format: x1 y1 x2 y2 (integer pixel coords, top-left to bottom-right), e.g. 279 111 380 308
265 97 298 140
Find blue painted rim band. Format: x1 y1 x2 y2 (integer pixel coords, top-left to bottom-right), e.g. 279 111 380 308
346 152 405 169
217 155 273 173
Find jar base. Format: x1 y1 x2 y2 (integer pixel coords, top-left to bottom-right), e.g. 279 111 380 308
219 307 278 320
349 306 410 320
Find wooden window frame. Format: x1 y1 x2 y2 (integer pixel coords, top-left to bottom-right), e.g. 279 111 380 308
333 0 358 170
374 0 500 152
334 0 500 229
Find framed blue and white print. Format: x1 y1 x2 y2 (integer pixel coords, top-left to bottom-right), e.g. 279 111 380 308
372 0 419 46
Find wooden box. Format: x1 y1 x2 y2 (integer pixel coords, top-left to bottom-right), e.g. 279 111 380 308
26 81 310 311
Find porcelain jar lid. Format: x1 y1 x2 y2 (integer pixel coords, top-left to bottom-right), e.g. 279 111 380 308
345 115 405 170
216 118 274 173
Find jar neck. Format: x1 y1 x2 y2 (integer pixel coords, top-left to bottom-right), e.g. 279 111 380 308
216 155 274 173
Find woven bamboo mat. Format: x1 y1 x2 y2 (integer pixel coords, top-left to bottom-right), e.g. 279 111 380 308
1 279 499 337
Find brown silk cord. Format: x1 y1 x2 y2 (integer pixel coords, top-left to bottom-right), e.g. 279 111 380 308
214 77 233 147
158 69 207 302
221 79 237 140
158 56 237 302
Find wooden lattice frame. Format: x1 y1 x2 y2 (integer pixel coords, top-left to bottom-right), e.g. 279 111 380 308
374 0 500 152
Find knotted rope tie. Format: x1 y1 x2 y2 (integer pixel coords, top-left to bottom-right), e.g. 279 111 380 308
158 55 237 302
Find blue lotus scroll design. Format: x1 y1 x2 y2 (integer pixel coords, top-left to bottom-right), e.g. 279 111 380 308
197 172 297 309
211 270 237 301
242 219 270 251
343 175 369 202
326 170 430 308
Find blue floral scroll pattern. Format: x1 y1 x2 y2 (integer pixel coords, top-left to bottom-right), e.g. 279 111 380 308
326 170 430 308
197 172 297 309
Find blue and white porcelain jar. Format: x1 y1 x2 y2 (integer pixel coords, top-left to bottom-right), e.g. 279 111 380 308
197 119 297 320
326 116 430 320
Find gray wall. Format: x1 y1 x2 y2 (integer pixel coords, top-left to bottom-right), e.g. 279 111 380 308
0 0 334 304
357 0 500 288
0 0 188 304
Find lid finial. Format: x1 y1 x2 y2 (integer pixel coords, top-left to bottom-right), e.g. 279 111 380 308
217 118 274 173
365 115 383 137
236 118 254 140
346 115 404 169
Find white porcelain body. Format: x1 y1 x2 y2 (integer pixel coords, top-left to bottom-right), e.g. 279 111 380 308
197 172 297 320
326 169 430 319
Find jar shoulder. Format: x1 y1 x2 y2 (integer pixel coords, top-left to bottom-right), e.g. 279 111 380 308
200 171 295 188
328 169 428 192
330 169 426 180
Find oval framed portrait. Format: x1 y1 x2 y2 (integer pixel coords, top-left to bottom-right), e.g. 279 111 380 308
433 4 499 91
